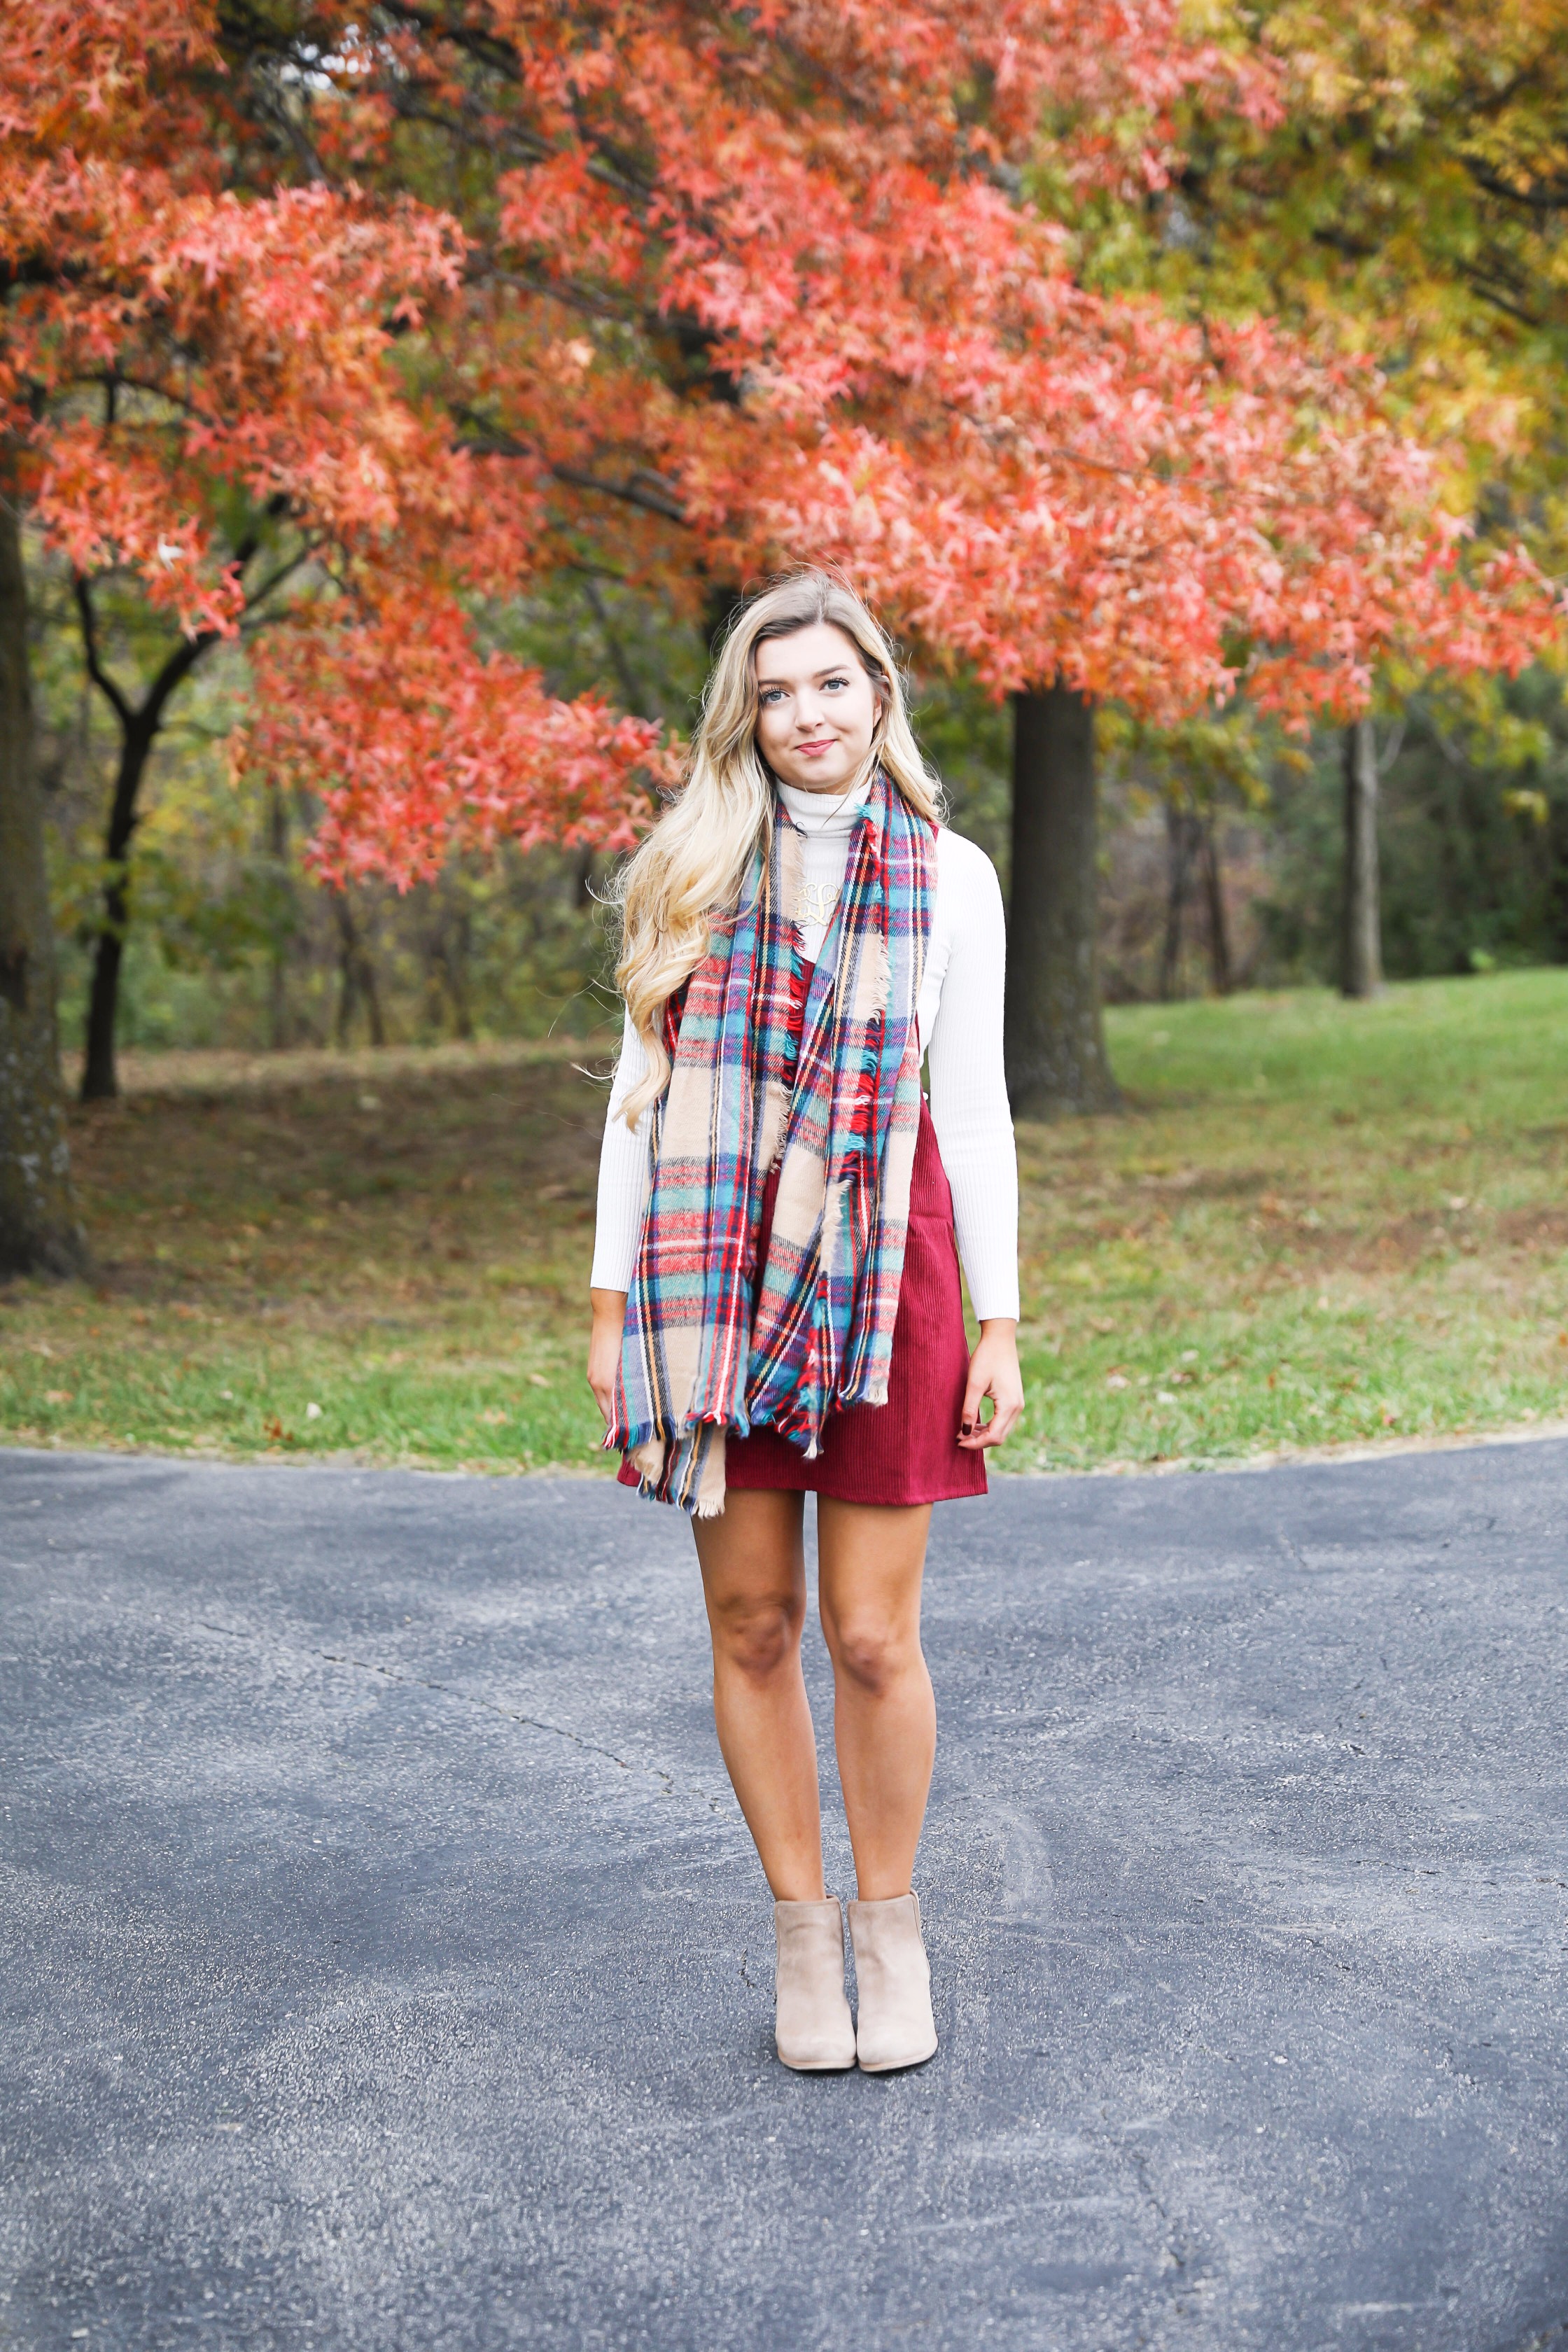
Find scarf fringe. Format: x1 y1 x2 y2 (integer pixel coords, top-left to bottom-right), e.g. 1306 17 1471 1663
612 773 931 1516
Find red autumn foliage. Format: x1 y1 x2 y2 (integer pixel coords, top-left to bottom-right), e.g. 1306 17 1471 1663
260 596 676 885
3 0 1558 889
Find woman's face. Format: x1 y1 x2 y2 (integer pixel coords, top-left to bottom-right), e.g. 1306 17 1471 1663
752 621 880 795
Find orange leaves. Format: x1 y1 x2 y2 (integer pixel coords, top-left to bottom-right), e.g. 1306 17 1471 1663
498 155 646 288
0 0 216 151
6 146 469 628
4 0 1561 890
247 596 680 890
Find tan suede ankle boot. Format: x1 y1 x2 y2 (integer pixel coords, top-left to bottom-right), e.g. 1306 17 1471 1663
773 1898 856 2071
848 1892 938 2072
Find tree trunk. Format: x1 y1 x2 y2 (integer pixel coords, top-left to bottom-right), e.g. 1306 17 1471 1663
267 783 290 1051
75 584 210 1100
0 483 85 1276
425 887 473 1040
1003 685 1119 1116
1198 811 1233 995
334 895 360 1046
79 722 153 1100
1159 797 1195 1002
333 892 384 1048
446 901 472 1040
1342 716 1384 999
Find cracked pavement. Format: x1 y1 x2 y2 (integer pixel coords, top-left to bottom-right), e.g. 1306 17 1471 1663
2 1440 1567 2351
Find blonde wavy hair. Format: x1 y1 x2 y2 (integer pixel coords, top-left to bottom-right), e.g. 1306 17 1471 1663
612 570 941 1127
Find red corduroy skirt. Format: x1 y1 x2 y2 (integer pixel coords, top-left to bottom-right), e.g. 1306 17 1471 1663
619 1100 986 1508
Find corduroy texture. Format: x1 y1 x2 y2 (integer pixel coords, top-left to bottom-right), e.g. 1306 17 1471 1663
610 772 932 1517
718 1102 987 1504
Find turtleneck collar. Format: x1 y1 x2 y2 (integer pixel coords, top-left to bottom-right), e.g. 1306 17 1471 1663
776 769 874 838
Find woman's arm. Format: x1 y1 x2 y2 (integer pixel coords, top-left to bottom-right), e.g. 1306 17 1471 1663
925 834 1024 1450
587 1288 627 1427
586 1011 653 1424
590 1009 654 1291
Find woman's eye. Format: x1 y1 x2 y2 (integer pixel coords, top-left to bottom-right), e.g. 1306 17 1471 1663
825 675 850 690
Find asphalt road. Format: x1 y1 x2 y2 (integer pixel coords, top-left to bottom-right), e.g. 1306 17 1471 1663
2 1440 1567 2352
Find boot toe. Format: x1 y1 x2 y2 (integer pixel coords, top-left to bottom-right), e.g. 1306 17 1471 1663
855 2022 937 2073
773 1897 855 2072
776 2015 858 2071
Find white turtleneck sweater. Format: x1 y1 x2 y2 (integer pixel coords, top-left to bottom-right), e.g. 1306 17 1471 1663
591 777 1020 1321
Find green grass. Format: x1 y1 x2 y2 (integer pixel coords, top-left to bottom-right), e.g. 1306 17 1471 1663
3 972 1567 1475
1015 969 1568 1467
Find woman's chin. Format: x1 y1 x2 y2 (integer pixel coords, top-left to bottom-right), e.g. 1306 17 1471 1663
780 758 858 794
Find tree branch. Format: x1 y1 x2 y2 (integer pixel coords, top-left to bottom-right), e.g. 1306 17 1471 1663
74 577 134 729
580 573 650 718
547 462 687 522
1462 155 1568 214
139 627 217 738
450 407 690 521
241 543 314 614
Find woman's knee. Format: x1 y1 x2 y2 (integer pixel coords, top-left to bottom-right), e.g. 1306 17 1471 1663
824 1611 921 1698
708 1589 804 1682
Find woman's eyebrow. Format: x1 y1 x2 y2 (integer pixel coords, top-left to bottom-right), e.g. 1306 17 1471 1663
755 664 853 688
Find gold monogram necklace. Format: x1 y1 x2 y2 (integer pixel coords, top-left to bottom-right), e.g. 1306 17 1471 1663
786 779 861 930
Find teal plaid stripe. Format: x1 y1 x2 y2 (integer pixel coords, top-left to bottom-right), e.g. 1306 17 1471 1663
610 771 932 1514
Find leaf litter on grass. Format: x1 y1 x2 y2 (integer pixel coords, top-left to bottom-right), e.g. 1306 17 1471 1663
3 975 1568 1475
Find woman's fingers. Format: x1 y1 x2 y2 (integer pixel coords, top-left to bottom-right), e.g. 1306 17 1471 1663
585 1357 616 1427
587 1293 628 1433
960 1341 1025 1449
974 1394 1022 1448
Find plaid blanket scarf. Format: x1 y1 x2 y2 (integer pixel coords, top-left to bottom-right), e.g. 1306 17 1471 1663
610 769 934 1516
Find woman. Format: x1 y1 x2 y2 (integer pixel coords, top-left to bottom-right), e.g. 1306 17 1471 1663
587 571 1022 2073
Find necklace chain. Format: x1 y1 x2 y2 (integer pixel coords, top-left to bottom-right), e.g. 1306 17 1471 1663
785 780 860 930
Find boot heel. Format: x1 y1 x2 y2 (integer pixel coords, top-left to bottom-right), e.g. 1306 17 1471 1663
848 1892 937 2072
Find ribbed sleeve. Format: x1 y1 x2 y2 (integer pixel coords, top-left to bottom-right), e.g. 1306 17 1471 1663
588 821 1020 1322
589 1009 653 1292
923 833 1020 1322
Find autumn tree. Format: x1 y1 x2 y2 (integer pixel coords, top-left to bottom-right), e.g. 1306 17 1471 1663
5 0 1555 1282
1108 0 1568 999
224 2 1551 1109
0 459 81 1273
0 1 668 1265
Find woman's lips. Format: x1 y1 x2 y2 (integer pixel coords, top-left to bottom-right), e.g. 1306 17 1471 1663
797 737 836 754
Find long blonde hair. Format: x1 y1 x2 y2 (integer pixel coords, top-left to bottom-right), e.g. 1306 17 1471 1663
612 570 941 1126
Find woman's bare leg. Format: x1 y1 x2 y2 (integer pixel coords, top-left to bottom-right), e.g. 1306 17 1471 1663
692 1488 825 1901
816 1499 935 1901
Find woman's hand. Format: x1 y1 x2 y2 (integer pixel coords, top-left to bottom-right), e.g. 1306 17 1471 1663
958 1319 1024 1451
587 1287 629 1429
